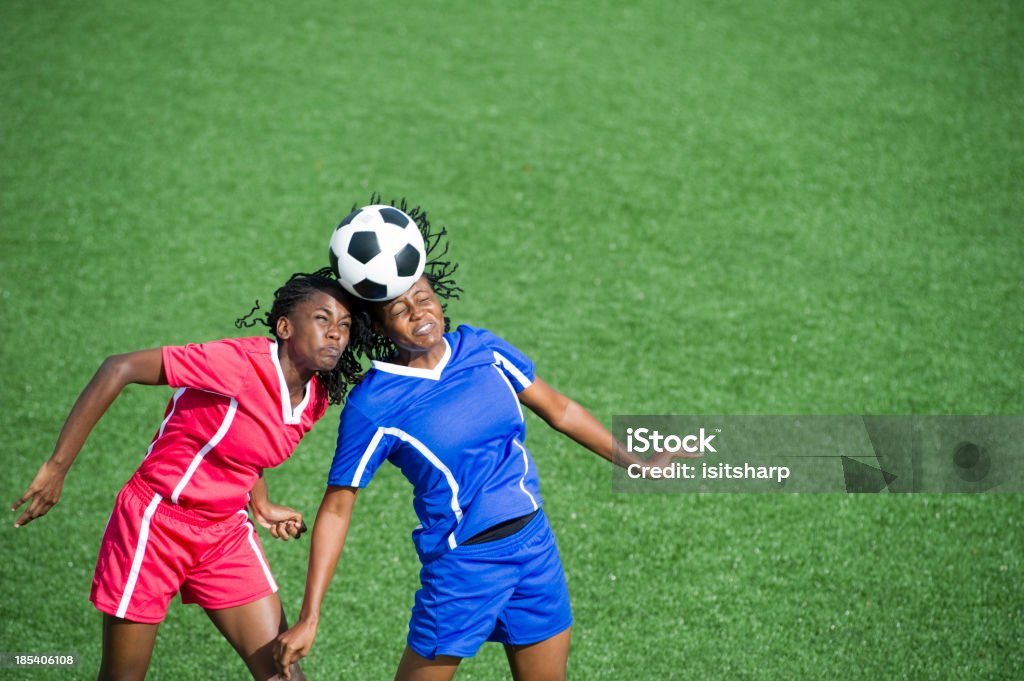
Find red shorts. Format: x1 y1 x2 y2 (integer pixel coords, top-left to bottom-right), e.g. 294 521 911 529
90 475 278 624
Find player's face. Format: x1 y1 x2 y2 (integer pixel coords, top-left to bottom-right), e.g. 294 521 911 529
278 290 353 373
375 276 445 363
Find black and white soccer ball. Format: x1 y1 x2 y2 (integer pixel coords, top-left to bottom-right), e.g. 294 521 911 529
328 205 426 301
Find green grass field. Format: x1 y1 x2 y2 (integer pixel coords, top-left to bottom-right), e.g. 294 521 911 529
2 1 1022 678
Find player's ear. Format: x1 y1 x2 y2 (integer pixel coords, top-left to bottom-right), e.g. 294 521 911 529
276 315 293 340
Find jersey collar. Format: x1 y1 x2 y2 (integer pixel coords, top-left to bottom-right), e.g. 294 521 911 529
371 339 452 381
269 340 312 424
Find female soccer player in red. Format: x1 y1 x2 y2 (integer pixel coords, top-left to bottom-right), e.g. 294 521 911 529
12 271 362 681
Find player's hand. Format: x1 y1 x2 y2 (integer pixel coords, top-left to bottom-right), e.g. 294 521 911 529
275 619 318 679
270 518 307 541
648 446 703 469
252 503 307 540
11 460 68 528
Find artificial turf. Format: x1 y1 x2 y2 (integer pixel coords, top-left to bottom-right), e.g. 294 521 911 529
2 1 1021 678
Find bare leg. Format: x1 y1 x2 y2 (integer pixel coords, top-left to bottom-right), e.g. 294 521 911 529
504 627 571 681
204 593 304 681
97 614 160 681
394 645 461 681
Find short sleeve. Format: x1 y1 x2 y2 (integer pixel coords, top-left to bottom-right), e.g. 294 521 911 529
474 327 535 392
328 401 392 488
161 339 249 396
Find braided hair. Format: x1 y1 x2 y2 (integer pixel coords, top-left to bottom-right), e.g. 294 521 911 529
236 268 363 404
347 195 463 362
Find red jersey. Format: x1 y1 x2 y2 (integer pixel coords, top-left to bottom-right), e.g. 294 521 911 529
133 336 329 520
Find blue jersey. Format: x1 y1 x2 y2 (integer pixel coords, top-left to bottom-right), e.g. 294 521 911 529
328 325 543 562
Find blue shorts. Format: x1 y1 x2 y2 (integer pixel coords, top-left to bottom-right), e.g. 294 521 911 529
407 509 573 659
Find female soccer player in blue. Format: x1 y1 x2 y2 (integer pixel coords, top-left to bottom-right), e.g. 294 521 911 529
274 205 689 680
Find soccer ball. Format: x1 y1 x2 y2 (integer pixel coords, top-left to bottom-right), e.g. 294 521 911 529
328 205 426 301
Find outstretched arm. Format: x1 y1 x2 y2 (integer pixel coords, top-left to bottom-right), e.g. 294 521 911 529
274 485 358 679
518 375 699 469
11 348 166 528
